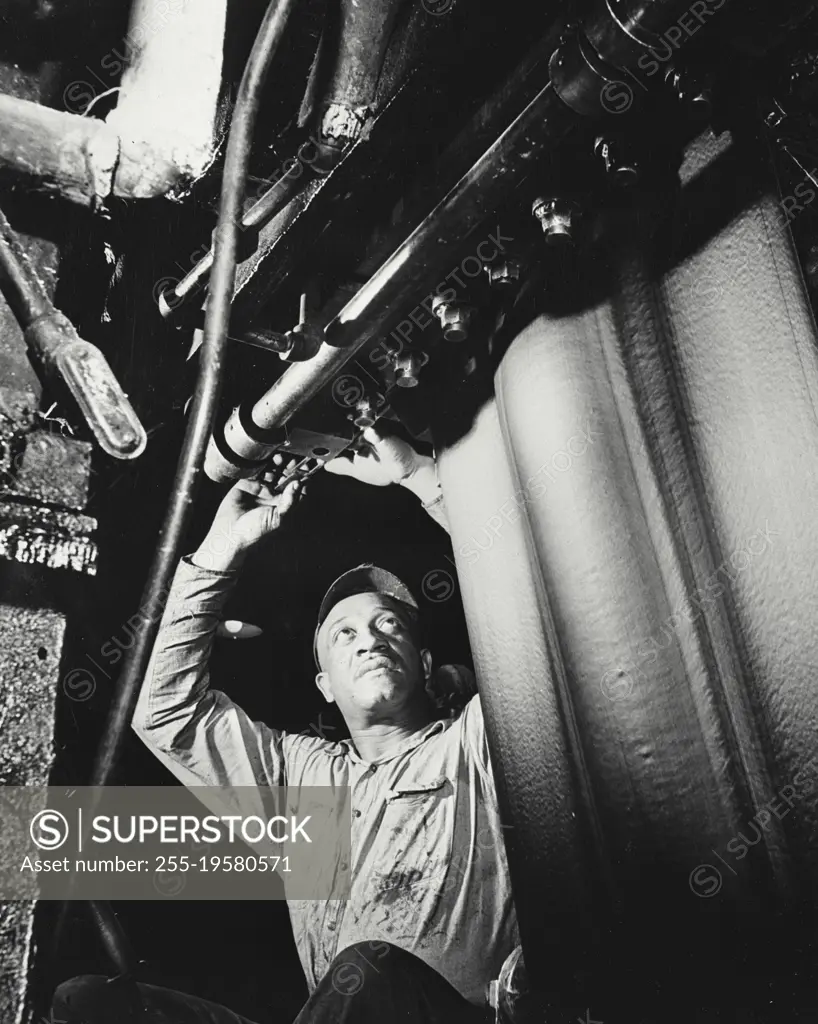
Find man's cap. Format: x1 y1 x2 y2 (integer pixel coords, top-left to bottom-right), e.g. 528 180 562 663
313 563 419 668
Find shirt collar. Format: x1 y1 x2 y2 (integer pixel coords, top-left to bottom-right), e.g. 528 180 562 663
338 717 448 766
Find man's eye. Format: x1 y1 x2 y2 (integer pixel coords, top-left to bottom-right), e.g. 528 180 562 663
334 626 355 643
380 616 401 629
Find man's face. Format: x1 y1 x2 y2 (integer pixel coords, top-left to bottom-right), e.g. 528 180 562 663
315 592 430 720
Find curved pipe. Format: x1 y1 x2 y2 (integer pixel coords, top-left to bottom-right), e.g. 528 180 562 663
90 0 298 784
59 0 299 970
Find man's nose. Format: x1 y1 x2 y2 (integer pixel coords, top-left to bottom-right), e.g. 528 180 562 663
356 629 389 655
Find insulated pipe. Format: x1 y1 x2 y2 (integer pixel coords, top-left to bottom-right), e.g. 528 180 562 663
104 0 227 197
304 0 408 135
160 0 407 319
0 0 227 205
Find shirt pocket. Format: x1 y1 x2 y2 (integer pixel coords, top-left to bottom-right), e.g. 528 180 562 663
373 776 455 892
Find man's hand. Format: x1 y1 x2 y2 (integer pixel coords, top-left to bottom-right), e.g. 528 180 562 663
325 425 441 505
193 459 303 572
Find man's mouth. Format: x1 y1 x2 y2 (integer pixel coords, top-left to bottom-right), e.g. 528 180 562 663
358 655 395 675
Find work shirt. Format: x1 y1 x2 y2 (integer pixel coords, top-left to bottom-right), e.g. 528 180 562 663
133 554 519 1009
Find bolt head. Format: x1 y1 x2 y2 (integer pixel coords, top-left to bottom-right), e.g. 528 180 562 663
431 298 472 342
443 323 468 342
532 197 576 245
394 354 422 387
486 261 521 286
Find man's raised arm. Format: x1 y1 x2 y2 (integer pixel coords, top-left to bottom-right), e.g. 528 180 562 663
132 475 302 790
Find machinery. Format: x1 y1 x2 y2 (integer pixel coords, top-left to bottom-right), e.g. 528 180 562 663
1 0 818 1019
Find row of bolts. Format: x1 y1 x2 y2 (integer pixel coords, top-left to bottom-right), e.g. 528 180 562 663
348 193 578 425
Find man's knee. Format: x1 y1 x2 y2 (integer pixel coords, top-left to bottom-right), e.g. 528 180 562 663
328 941 418 993
53 974 142 1022
333 937 407 962
53 975 106 1016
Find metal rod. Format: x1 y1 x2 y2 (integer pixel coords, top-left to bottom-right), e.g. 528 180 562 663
0 208 51 323
159 170 306 316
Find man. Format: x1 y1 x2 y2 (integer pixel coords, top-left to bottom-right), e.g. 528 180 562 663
53 428 519 1024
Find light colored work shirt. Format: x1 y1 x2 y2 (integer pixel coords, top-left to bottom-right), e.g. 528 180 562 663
133 555 519 1009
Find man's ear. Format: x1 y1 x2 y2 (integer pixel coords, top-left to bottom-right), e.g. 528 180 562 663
315 671 335 704
421 648 433 682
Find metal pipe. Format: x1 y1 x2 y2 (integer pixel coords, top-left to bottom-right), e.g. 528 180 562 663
87 900 140 982
203 78 576 481
305 0 407 122
203 0 736 484
158 161 308 317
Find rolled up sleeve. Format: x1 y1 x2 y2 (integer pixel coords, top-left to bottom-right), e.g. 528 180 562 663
421 491 450 534
459 693 492 778
133 555 286 791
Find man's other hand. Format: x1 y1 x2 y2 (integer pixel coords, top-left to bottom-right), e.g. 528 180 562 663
325 425 440 504
193 462 302 571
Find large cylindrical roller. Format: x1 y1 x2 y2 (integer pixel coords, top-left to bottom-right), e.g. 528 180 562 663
436 127 818 1021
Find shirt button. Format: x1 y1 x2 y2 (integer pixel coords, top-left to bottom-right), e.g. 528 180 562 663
340 861 349 871
354 809 362 817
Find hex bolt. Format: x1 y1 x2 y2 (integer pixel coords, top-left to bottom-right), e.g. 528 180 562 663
594 136 639 188
352 397 379 429
431 296 473 342
485 260 522 286
531 197 578 245
393 352 427 388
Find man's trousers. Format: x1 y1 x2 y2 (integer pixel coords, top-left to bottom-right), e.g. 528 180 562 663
52 941 493 1024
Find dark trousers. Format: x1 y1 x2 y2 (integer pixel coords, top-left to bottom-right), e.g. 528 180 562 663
52 941 493 1024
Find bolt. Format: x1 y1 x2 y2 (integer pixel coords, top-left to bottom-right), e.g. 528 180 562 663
485 260 522 286
351 397 379 429
394 352 427 388
531 197 578 245
594 136 639 188
431 296 473 342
